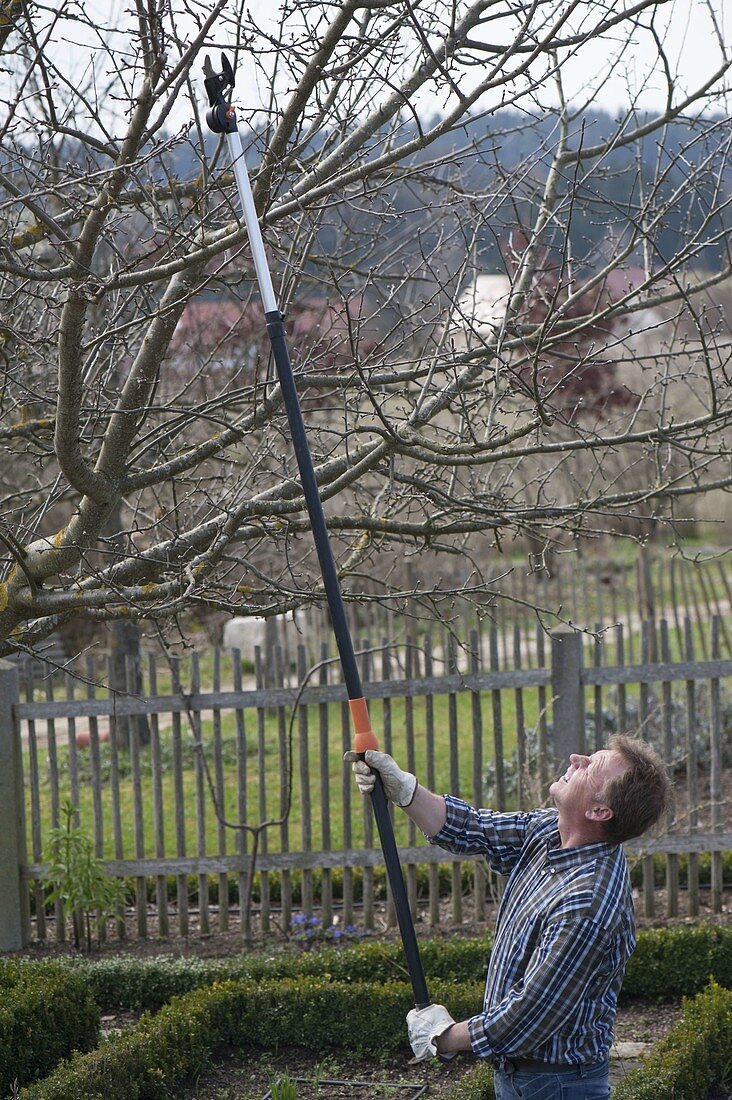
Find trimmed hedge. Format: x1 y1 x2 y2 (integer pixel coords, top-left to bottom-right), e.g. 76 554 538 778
11 955 732 1099
611 980 732 1099
62 852 731 913
621 924 732 1000
627 850 732 890
18 977 483 1099
0 959 100 1095
18 923 731 1012
18 936 491 1011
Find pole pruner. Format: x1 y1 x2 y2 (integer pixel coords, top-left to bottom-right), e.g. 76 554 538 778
203 53 433 1012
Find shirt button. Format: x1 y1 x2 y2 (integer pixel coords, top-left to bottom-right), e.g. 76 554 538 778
550 868 556 874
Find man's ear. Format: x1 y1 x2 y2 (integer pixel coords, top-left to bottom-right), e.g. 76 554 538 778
586 804 614 823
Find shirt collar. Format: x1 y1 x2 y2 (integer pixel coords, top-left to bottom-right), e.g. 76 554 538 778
545 828 617 868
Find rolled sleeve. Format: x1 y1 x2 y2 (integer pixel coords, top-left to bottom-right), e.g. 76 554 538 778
467 1012 494 1059
426 795 478 848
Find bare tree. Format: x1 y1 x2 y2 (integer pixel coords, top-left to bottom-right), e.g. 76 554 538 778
0 0 730 656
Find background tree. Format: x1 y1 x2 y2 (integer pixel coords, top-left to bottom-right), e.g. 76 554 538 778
0 0 730 657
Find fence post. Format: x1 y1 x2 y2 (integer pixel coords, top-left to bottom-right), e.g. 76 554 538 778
0 659 27 949
550 627 585 769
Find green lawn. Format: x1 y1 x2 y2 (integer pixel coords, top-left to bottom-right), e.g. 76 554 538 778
23 649 718 864
21 542 730 866
25 685 531 861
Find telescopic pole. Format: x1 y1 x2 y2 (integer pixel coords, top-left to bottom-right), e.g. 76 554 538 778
203 54 431 1010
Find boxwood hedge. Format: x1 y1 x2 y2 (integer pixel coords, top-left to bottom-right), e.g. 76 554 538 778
6 923 731 1097
440 981 730 1100
612 980 732 1100
75 852 731 912
621 924 732 999
15 923 730 1012
24 977 730 1100
8 951 732 1099
0 959 99 1095
441 981 732 1100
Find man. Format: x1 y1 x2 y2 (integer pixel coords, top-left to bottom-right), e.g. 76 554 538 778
346 735 672 1100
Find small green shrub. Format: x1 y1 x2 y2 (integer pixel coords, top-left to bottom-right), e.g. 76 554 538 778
18 934 492 1011
31 852 731 913
17 970 732 1100
628 850 732 889
0 957 26 990
253 861 471 905
268 1074 299 1100
126 861 499 909
0 961 100 1095
443 1062 495 1100
18 993 216 1099
613 980 732 1100
42 800 126 951
441 981 732 1100
621 924 732 1000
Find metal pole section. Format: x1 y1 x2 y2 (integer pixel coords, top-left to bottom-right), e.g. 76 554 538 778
226 127 277 315
204 59 431 1009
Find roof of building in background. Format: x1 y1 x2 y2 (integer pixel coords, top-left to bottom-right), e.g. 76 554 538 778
170 292 376 370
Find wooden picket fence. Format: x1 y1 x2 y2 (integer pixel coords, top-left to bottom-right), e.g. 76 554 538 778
342 548 732 669
1 611 730 949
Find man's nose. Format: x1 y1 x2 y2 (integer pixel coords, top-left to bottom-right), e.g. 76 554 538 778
569 753 590 767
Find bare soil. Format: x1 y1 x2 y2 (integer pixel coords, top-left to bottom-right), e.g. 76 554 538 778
179 1047 465 1100
15 890 731 963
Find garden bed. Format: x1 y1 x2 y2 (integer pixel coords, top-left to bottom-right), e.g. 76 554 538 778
6 925 730 1099
181 1048 464 1100
171 1001 683 1100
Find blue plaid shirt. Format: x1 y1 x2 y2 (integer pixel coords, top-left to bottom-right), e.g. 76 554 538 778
428 796 635 1065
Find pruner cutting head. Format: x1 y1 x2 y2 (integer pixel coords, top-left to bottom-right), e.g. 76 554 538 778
203 53 237 134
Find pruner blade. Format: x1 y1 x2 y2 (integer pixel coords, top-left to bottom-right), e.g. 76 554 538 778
203 52 235 109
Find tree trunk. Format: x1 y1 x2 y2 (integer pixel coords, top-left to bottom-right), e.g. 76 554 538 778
105 500 150 746
108 617 151 745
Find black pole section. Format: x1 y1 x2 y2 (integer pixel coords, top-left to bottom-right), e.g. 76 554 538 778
266 316 360 692
265 312 430 1008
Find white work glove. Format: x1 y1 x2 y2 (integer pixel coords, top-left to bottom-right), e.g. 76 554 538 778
343 749 417 808
406 1003 457 1062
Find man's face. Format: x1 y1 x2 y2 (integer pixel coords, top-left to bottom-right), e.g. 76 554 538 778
549 749 629 821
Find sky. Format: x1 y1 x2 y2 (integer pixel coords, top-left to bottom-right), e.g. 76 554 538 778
204 0 729 116
553 0 728 111
5 1 730 136
215 1 729 122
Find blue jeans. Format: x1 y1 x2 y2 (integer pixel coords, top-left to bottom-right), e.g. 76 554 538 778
493 1059 611 1099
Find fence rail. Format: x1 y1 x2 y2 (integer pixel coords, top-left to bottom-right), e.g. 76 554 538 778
20 830 732 880
582 660 732 685
0 613 729 949
13 670 556 721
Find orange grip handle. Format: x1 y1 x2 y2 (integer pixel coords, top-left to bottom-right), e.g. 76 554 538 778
349 697 379 753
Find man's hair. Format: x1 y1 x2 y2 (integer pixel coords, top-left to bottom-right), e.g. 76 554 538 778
600 735 673 843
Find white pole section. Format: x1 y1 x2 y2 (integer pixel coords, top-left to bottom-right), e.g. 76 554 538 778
225 125 278 315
